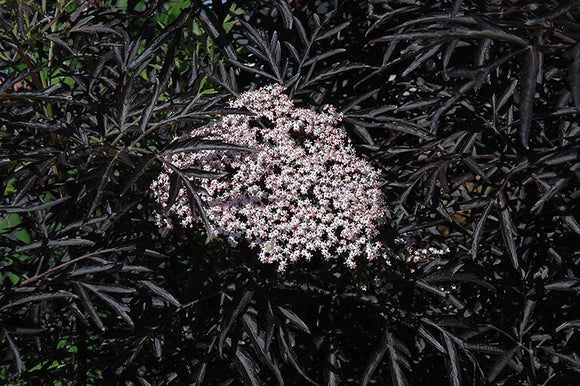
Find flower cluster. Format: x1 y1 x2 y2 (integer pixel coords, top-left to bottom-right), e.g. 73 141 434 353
151 84 387 271
394 233 450 263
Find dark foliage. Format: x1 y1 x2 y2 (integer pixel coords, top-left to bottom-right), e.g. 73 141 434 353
1 0 579 385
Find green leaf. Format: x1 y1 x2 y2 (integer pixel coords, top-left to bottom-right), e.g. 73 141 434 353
6 272 20 285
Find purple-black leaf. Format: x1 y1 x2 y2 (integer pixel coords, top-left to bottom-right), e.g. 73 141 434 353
0 290 78 311
166 172 183 212
277 325 320 385
120 153 155 196
293 16 309 46
443 333 461 386
138 280 181 307
276 305 311 334
0 196 70 213
233 346 261 386
16 238 95 253
471 201 493 260
519 46 539 149
498 193 519 269
461 157 491 184
82 283 134 328
197 7 236 61
164 138 254 155
360 329 389 386
241 313 285 385
218 289 255 354
487 347 518 382
3 329 24 376
568 43 580 109
273 0 293 29
74 282 106 332
315 22 350 42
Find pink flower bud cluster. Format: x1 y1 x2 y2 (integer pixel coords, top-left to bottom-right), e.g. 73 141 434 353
151 84 387 271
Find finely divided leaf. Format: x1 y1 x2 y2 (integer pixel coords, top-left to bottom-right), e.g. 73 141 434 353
0 196 70 213
498 193 519 269
443 333 461 386
167 172 183 212
487 347 518 382
315 22 350 42
3 329 24 376
74 282 106 332
233 346 261 386
163 137 254 155
360 329 389 386
519 46 539 148
276 306 311 334
569 43 580 109
138 280 181 307
241 313 285 385
386 329 410 386
471 201 493 260
0 290 78 311
277 325 319 385
219 289 255 354
82 283 134 328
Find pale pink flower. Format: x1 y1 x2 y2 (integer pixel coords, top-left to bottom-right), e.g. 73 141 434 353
394 233 450 263
151 84 387 271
